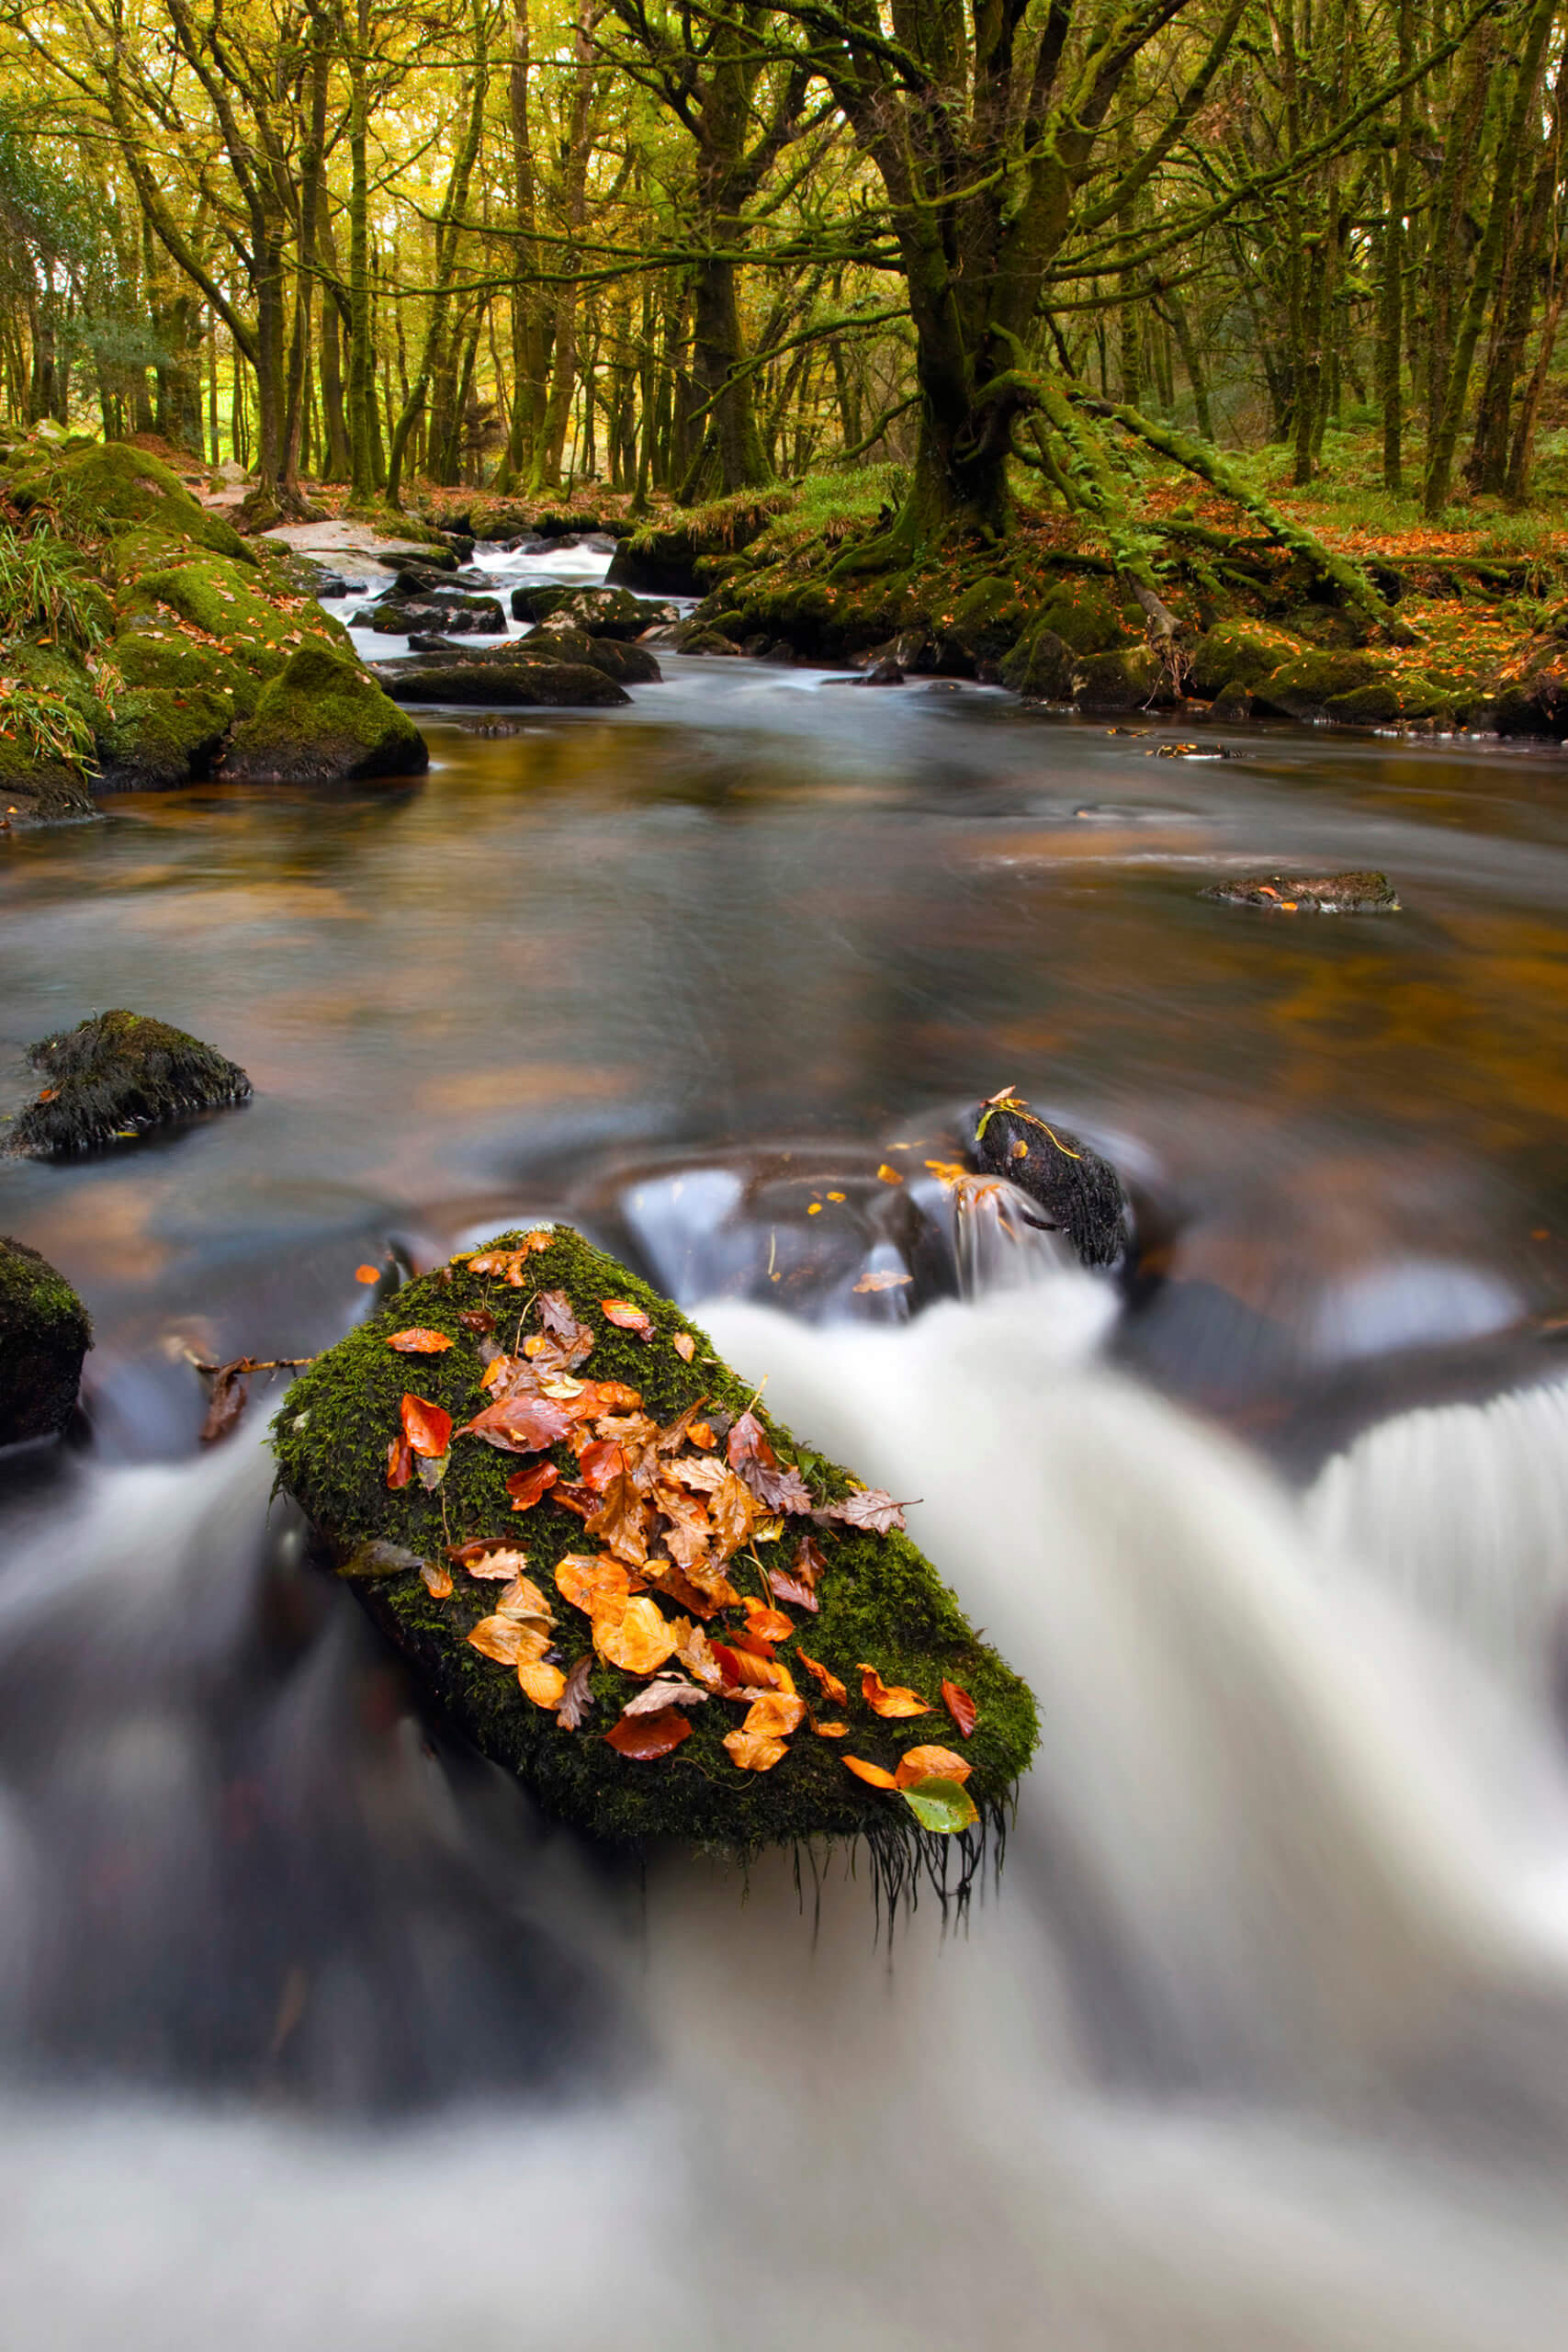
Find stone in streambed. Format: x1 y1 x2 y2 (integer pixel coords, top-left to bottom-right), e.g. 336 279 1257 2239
0 1238 91 1443
534 587 677 639
1201 870 1401 913
223 645 429 785
9 1010 252 1156
963 1091 1129 1269
510 629 661 685
384 659 630 708
272 1223 1038 1859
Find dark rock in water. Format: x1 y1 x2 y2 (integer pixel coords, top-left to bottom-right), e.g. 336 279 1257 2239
1149 741 1238 760
510 585 576 624
1072 647 1168 713
10 1010 253 1156
0 1237 91 1442
374 546 457 575
385 660 630 708
513 629 660 686
1201 870 1401 913
536 587 675 640
858 659 905 685
272 1222 1037 1861
347 605 382 628
223 646 429 785
406 633 468 654
312 573 351 600
962 1091 1128 1269
999 626 1076 702
371 596 505 635
455 716 536 736
1210 683 1255 722
443 532 476 560
673 624 741 656
387 564 458 598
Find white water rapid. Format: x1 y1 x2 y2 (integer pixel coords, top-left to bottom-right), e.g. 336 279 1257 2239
4 1274 1568 2348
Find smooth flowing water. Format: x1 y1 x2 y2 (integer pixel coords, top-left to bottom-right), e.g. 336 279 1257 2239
5 561 1568 2345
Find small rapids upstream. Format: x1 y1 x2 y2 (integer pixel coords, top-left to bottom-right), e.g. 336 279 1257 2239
7 586 1568 2341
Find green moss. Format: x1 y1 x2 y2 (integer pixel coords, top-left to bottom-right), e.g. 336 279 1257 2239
999 625 1076 700
10 1009 251 1155
6 441 253 563
1186 618 1303 698
1072 646 1164 711
1033 580 1132 655
1251 649 1383 720
945 574 1032 662
96 684 231 787
223 644 428 784
0 1234 91 1441
1323 676 1456 727
272 1226 1039 1862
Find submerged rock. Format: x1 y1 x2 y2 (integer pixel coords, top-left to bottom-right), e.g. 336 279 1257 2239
384 660 630 708
9 1010 252 1155
0 1237 91 1443
1201 870 1402 913
515 629 661 685
272 1225 1036 1860
223 646 429 785
962 1091 1129 1269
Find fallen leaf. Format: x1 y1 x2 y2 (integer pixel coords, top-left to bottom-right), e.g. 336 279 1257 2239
621 1676 709 1715
894 1744 972 1788
458 1308 496 1336
457 1232 553 1283
740 1602 795 1643
876 1163 904 1184
900 1777 980 1833
507 1461 560 1511
449 1541 532 1579
355 1264 380 1284
577 1437 626 1493
420 1559 454 1599
673 1332 696 1363
585 1468 651 1566
401 1394 453 1458
852 1270 912 1294
386 1329 456 1354
606 1706 691 1759
860 1665 930 1718
456 1394 574 1453
594 1595 677 1676
672 1619 725 1688
842 1755 899 1789
792 1533 827 1591
723 1728 788 1772
494 1573 555 1623
941 1679 978 1737
727 1411 814 1515
575 1380 644 1415
386 1433 413 1489
813 1720 849 1737
200 1363 249 1444
726 1626 777 1661
712 1642 795 1693
556 1656 594 1728
416 1451 449 1493
555 1553 632 1620
468 1614 550 1667
601 1298 654 1340
518 1657 568 1709
536 1289 595 1368
741 1691 806 1736
766 1567 819 1613
664 1453 728 1494
820 1488 908 1534
797 1651 849 1706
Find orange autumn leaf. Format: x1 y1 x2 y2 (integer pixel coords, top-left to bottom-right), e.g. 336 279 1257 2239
354 1263 380 1284
941 1679 978 1737
605 1705 691 1759
671 1618 725 1689
601 1298 654 1340
687 1419 715 1450
420 1558 454 1599
554 1553 631 1620
723 1728 788 1772
386 1433 412 1489
593 1595 677 1676
468 1614 550 1667
813 1720 849 1737
518 1657 567 1710
672 1331 696 1363
842 1755 899 1789
876 1163 904 1184
449 1541 531 1580
711 1642 795 1693
493 1573 555 1623
859 1664 930 1718
507 1461 560 1512
741 1690 807 1737
386 1329 456 1355
739 1601 795 1643
797 1651 849 1707
894 1744 972 1789
400 1394 453 1458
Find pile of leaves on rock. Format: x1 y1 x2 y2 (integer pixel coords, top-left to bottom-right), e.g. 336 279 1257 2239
273 1226 1037 1870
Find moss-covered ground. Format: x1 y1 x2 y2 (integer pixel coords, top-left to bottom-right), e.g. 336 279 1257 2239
273 1226 1039 1864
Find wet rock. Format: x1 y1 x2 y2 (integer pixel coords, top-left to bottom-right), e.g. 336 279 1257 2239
1201 869 1402 913
1072 647 1168 713
222 645 429 785
999 625 1076 702
369 596 506 635
9 1010 252 1156
1210 683 1256 722
312 573 352 599
374 546 458 576
510 585 576 624
387 562 462 597
271 1222 1038 1859
858 659 905 685
536 587 677 639
406 633 467 654
512 630 661 686
384 660 630 708
0 1238 91 1443
1183 620 1302 701
673 623 741 655
962 1091 1129 1269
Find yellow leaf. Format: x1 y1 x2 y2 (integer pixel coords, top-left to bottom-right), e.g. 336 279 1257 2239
723 1728 789 1772
594 1595 677 1676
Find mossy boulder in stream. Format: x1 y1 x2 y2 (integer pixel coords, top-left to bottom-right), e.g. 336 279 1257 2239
8 440 252 565
272 1225 1038 1873
0 1238 91 1442
9 1010 252 1154
223 646 428 785
964 1091 1129 1268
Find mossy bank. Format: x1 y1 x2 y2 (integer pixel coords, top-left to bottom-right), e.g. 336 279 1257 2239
273 1226 1038 1864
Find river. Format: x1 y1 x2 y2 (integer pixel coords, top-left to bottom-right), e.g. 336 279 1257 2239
2 545 1568 2346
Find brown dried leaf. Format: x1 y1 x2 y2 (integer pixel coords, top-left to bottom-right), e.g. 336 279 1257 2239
664 1453 728 1494
852 1270 912 1294
767 1568 819 1613
673 1332 696 1363
820 1488 908 1534
200 1363 249 1445
792 1533 828 1591
671 1620 726 1689
941 1679 978 1738
601 1298 654 1340
605 1706 691 1759
386 1433 413 1490
894 1744 973 1788
456 1394 574 1453
535 1289 595 1368
722 1729 788 1773
458 1307 496 1336
506 1461 560 1512
556 1655 594 1729
797 1651 849 1707
449 1541 532 1580
420 1559 454 1600
621 1677 709 1716
727 1411 814 1516
457 1232 553 1284
494 1574 555 1624
468 1615 550 1668
518 1657 567 1710
577 1438 626 1495
401 1394 453 1458
386 1329 456 1354
876 1163 904 1184
593 1595 677 1676
860 1665 931 1718
842 1755 900 1789
711 1643 795 1694
739 1603 795 1643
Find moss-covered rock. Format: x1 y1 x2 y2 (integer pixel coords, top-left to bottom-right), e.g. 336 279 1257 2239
1321 675 1456 728
272 1225 1038 1862
0 1237 91 1442
384 659 630 707
518 629 662 685
1072 646 1166 712
1186 619 1303 699
998 625 1077 702
96 684 232 789
1249 649 1383 722
223 645 428 785
6 440 253 565
9 1009 252 1155
538 587 674 639
943 575 1032 665
1032 579 1131 656
0 644 102 820
1201 870 1402 912
963 1092 1128 1267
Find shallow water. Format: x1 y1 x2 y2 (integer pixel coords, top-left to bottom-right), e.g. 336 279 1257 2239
6 608 1568 2343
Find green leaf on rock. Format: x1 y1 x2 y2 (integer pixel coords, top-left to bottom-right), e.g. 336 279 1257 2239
899 1777 979 1835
